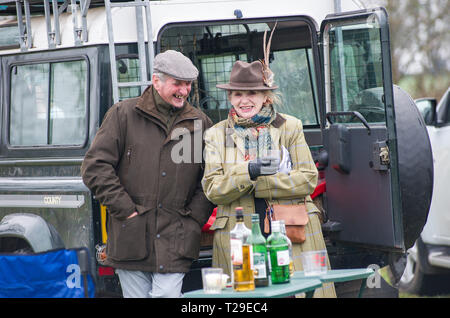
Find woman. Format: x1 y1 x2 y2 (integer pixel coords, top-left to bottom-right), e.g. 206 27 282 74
201 60 336 297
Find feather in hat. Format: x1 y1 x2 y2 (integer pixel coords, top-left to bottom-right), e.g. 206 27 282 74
260 22 277 88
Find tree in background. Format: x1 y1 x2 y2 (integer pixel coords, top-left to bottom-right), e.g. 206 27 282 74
361 0 449 99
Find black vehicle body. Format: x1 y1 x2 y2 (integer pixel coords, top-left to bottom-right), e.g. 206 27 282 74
0 0 432 297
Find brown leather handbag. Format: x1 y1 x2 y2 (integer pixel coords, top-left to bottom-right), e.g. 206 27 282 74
264 199 309 243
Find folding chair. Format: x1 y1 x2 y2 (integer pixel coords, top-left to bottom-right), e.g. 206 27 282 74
0 247 95 298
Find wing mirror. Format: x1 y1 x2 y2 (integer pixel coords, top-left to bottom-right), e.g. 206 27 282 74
415 98 437 126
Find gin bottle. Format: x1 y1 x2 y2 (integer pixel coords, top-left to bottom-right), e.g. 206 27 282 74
247 214 269 287
267 220 290 284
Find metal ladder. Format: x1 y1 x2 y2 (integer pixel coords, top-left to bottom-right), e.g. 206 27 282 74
12 0 90 51
104 0 154 104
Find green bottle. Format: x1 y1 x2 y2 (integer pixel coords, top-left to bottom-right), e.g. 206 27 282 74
247 214 269 287
267 220 290 284
279 220 294 277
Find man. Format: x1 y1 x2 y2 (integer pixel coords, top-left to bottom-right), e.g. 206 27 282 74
81 50 214 298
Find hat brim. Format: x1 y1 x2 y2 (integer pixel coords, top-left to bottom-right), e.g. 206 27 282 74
216 83 278 91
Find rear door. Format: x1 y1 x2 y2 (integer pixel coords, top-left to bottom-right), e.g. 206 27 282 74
319 8 405 251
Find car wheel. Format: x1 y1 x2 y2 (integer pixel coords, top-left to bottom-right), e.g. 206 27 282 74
399 241 450 296
398 243 424 293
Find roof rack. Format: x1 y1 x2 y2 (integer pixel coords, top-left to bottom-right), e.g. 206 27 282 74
1 0 154 102
0 0 91 50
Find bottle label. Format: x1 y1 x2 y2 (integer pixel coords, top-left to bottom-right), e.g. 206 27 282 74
276 250 290 266
253 252 266 278
230 238 243 266
248 245 254 270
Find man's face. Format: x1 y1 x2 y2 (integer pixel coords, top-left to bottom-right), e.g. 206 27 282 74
153 75 192 108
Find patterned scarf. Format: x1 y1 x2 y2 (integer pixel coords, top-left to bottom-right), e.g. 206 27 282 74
228 105 277 161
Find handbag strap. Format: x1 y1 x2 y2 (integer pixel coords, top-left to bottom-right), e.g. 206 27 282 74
264 199 272 234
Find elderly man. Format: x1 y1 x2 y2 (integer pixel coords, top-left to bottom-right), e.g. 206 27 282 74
81 50 214 298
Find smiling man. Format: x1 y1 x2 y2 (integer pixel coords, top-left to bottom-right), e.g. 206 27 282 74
81 50 214 298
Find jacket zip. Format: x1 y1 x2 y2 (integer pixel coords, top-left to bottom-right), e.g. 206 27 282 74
127 148 132 163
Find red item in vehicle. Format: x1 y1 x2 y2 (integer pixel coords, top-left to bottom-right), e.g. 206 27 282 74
202 207 217 233
98 266 115 276
311 180 326 199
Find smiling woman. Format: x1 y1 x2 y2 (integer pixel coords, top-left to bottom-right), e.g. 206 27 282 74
228 90 268 119
202 58 336 297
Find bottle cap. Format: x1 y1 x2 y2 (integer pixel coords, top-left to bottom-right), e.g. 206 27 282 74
235 207 244 218
271 220 281 232
251 214 259 222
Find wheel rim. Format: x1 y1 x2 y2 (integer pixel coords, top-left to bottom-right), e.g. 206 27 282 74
400 248 417 285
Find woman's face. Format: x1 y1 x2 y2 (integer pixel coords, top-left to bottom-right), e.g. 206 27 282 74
229 90 268 119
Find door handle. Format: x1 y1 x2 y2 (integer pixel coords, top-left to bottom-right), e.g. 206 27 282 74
326 111 371 135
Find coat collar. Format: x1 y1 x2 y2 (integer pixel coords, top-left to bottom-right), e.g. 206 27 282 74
135 85 200 136
227 112 287 156
271 113 286 128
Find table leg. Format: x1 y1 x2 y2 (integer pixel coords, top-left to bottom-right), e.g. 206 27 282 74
305 290 315 298
357 278 367 298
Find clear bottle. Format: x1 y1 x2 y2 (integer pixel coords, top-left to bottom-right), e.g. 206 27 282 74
267 220 290 284
230 207 255 291
280 220 294 277
247 214 269 287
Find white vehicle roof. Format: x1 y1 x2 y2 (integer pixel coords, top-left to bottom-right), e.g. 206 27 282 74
0 0 366 55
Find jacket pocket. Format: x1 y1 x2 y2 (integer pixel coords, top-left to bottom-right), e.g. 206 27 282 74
210 216 228 231
178 215 202 260
107 215 148 261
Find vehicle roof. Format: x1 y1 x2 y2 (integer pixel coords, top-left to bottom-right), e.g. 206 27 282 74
0 0 366 55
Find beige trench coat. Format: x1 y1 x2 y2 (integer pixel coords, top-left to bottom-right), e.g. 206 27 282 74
202 113 336 297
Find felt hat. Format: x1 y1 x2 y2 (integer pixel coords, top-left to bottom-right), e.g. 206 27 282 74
216 60 278 91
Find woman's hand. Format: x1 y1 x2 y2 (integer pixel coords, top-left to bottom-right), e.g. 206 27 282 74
127 211 138 219
248 155 280 180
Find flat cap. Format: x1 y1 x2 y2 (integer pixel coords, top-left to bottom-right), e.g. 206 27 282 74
153 50 199 81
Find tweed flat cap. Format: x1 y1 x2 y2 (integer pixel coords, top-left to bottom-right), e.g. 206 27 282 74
153 50 199 81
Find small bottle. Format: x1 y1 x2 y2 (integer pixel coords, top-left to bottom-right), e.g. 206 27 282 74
267 220 290 284
230 207 255 291
247 214 269 287
280 220 294 277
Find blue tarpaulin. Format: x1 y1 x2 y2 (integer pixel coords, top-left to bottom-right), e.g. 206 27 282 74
0 248 95 298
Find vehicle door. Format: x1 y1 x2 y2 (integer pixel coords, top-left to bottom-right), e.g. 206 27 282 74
318 8 433 251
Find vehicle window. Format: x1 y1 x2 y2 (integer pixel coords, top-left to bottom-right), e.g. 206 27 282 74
200 53 247 109
271 49 319 125
159 20 319 126
0 24 19 49
326 21 386 124
117 56 141 100
10 60 88 146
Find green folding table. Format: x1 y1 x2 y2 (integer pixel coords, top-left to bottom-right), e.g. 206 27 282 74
292 268 375 298
184 268 374 298
184 277 322 298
